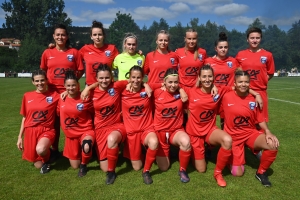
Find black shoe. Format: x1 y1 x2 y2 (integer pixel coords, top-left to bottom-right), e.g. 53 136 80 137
106 171 116 185
78 164 87 177
49 149 60 163
40 163 51 174
142 171 153 185
255 172 271 187
178 170 190 183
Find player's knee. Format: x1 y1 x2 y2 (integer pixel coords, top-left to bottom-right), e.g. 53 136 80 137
231 165 244 177
107 134 118 148
36 145 47 156
148 137 159 150
82 139 92 154
222 135 232 150
180 138 191 151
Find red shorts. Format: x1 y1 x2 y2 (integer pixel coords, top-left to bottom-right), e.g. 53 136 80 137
258 90 268 122
156 129 185 157
63 130 95 160
22 126 55 162
190 126 218 160
123 127 155 161
231 130 263 166
95 123 126 161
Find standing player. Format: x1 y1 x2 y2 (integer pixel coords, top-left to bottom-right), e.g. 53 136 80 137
57 70 95 177
122 66 159 185
154 68 192 183
17 70 59 174
113 33 144 80
222 70 279 187
176 28 207 88
40 24 84 159
79 20 119 86
143 30 178 84
235 27 275 123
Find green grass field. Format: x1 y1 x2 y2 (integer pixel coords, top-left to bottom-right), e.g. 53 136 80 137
1 77 300 199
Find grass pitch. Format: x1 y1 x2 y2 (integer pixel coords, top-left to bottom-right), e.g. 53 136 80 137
0 77 300 199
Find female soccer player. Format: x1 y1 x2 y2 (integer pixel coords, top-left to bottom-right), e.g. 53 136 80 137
235 27 275 123
222 70 279 187
143 30 178 84
81 63 129 184
79 20 119 86
113 33 145 80
121 65 159 185
40 24 84 158
176 28 207 88
204 32 240 129
154 68 191 183
57 70 95 177
17 70 59 174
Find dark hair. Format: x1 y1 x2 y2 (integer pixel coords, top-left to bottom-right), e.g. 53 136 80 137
246 27 262 38
90 20 106 37
96 63 113 79
125 65 144 79
234 69 250 80
53 24 70 47
32 69 47 81
214 32 228 47
164 68 179 79
64 69 78 83
199 64 214 77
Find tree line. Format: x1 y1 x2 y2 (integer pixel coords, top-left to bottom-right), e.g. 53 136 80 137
1 1 299 73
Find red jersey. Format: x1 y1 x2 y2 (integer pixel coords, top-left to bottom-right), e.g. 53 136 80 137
235 49 275 90
79 44 119 85
176 47 207 87
144 50 178 83
91 80 128 129
185 86 230 136
20 91 59 128
57 93 94 138
204 56 239 86
40 48 84 93
153 89 183 132
121 84 160 133
222 91 264 138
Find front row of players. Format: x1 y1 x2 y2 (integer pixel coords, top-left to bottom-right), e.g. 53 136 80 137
17 64 279 187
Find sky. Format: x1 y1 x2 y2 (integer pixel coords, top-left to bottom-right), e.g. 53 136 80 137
0 0 300 32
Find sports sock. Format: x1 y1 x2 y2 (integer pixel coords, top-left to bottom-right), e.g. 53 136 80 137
143 148 157 173
214 147 231 175
107 147 119 172
257 150 278 174
179 149 191 171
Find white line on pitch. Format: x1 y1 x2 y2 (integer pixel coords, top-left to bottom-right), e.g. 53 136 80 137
268 87 300 90
269 98 300 105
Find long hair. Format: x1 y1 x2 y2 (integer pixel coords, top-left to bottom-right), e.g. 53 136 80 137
185 28 199 61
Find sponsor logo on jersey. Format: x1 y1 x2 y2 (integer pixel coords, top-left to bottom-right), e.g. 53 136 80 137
198 54 203 61
129 105 144 116
228 104 234 106
88 52 94 55
65 117 79 128
180 56 186 59
67 54 74 62
54 68 66 78
194 99 200 102
249 101 256 110
199 110 214 122
77 103 84 111
227 61 233 68
234 116 250 127
92 62 100 72
170 58 175 65
100 105 115 118
246 69 260 80
174 94 180 99
32 110 48 122
28 100 34 103
46 97 53 103
260 56 267 64
137 60 142 66
162 107 177 118
105 50 111 57
241 58 247 61
140 91 147 98
213 94 220 102
185 67 198 76
154 60 159 63
215 74 229 85
108 88 115 96
49 56 55 59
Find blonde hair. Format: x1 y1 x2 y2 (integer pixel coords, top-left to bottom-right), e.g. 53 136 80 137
154 30 170 56
185 28 199 61
122 32 138 53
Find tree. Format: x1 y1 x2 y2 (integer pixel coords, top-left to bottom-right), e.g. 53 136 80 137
169 22 185 51
247 18 266 31
0 47 18 72
108 11 140 52
287 20 300 68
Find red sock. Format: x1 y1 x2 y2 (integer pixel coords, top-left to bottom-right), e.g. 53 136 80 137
214 147 231 175
81 149 92 165
257 150 278 174
107 147 119 172
179 149 191 171
41 149 50 163
143 148 157 172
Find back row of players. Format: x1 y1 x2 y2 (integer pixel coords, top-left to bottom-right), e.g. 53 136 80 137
17 21 279 187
